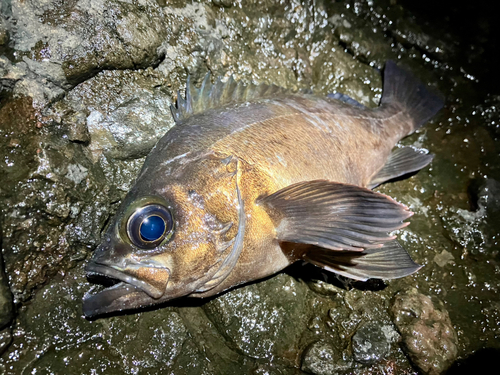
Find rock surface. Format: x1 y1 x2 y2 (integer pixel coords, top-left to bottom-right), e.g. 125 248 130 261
391 288 458 374
1 0 500 373
301 340 352 375
352 323 395 365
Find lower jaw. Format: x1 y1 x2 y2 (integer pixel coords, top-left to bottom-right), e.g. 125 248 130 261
82 281 156 317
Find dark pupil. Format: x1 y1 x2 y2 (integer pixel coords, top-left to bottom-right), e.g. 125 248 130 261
140 215 166 242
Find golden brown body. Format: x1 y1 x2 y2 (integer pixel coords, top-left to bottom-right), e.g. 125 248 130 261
174 95 410 296
83 62 443 316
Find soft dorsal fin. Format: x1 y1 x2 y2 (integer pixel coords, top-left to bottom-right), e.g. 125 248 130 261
170 74 292 123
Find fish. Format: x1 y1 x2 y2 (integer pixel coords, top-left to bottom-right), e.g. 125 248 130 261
83 61 443 317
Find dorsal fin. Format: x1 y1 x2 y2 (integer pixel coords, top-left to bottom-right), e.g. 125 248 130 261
170 73 292 123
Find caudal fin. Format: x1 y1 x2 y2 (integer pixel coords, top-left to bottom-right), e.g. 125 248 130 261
381 60 444 132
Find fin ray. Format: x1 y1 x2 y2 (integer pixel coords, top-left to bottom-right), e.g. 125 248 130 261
171 74 292 123
259 180 412 251
369 146 434 189
381 60 444 132
304 240 422 281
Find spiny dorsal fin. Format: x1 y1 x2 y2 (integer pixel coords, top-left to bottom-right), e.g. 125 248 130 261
170 73 292 123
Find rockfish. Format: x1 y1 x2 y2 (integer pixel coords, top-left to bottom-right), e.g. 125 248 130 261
83 61 443 317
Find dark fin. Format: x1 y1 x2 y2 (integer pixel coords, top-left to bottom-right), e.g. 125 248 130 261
327 92 366 109
259 180 413 252
304 240 422 281
381 60 444 131
368 146 434 189
170 73 292 123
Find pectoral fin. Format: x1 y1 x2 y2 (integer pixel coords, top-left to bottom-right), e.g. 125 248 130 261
304 240 422 281
368 146 434 189
259 180 413 252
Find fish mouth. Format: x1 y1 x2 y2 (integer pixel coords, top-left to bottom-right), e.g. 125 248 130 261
83 262 167 317
86 262 166 298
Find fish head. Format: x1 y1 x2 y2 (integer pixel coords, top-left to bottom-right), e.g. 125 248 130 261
83 153 244 317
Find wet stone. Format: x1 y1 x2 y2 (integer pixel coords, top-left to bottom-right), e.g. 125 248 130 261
307 279 345 297
352 323 396 365
0 19 8 46
61 69 173 161
0 0 500 373
301 340 352 375
2 265 189 374
391 288 458 375
0 269 12 331
9 0 168 89
0 232 13 357
203 273 309 361
0 223 13 335
0 328 12 357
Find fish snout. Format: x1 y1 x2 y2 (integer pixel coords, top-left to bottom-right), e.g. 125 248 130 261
86 242 172 299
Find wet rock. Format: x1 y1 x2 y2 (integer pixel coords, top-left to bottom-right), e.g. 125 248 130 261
391 288 458 375
7 0 169 91
212 0 233 8
433 250 455 267
442 205 488 255
0 93 147 301
0 0 499 373
0 225 13 331
307 279 344 297
1 265 190 374
0 328 12 356
478 178 500 216
352 323 397 365
0 20 8 47
0 1 10 46
327 2 393 67
0 262 13 331
60 69 173 161
310 29 382 108
0 226 13 356
301 340 352 375
203 273 309 361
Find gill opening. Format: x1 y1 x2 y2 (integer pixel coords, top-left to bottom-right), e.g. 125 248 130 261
195 159 246 292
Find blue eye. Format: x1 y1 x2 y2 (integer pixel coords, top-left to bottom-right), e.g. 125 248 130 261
140 215 166 242
127 204 173 249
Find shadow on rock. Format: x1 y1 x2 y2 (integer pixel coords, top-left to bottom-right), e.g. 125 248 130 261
446 348 500 375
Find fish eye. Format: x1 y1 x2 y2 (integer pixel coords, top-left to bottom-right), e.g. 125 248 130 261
126 204 173 249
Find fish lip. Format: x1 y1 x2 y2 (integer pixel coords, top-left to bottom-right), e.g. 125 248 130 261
85 262 164 299
82 282 145 318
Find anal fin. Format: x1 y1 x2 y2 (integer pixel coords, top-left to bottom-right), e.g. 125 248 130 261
368 146 434 189
304 240 422 281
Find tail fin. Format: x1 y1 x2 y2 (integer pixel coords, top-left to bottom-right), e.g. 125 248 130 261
381 60 444 132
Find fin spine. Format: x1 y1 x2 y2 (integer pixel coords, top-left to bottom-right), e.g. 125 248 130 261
171 73 292 123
